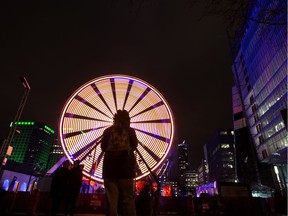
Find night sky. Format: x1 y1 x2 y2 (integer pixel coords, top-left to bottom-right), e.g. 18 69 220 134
0 1 234 169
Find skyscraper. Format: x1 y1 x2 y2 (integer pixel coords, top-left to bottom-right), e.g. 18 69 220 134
197 159 208 186
204 129 237 183
232 86 259 184
231 0 287 193
178 140 189 195
184 169 198 196
46 138 64 171
178 140 189 176
0 121 56 191
6 121 55 170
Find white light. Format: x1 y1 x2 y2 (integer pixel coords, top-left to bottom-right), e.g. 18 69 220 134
274 165 279 174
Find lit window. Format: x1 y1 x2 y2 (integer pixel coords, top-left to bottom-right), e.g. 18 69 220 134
223 163 233 168
221 144 230 148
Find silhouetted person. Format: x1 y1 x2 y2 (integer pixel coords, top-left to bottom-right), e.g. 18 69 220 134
50 160 71 216
8 176 17 191
101 109 138 216
64 160 83 216
151 182 160 216
137 183 153 216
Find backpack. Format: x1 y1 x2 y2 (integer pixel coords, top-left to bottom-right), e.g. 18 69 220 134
106 127 131 153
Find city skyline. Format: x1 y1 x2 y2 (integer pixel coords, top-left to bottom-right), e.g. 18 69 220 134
0 1 234 168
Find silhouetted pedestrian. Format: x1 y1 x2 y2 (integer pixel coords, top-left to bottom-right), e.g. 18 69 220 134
64 160 83 216
151 182 160 216
137 183 153 216
101 109 138 216
50 160 71 216
8 176 17 191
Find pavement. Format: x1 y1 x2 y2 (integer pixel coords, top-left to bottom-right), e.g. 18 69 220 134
1 213 105 216
0 212 183 216
1 214 182 216
1 210 183 216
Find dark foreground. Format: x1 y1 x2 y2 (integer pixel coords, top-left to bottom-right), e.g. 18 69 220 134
0 190 287 216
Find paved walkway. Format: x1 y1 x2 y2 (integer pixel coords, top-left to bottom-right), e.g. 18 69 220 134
1 213 106 216
1 212 183 216
1 214 182 216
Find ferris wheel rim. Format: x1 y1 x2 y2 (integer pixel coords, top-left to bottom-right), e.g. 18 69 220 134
58 74 175 183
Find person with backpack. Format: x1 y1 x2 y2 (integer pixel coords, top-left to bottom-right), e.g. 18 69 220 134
101 109 138 216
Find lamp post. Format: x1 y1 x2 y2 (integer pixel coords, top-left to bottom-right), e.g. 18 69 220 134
0 76 31 171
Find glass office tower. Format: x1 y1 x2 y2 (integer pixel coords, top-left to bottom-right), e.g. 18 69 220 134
8 121 55 170
178 140 189 195
231 0 287 193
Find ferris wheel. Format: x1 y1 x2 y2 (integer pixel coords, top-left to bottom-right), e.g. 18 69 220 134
59 74 175 183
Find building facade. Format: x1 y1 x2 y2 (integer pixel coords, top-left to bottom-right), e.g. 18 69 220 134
204 129 237 183
0 121 56 191
178 140 189 196
232 86 259 183
184 169 198 196
6 121 55 169
231 0 287 193
197 159 208 187
46 138 64 171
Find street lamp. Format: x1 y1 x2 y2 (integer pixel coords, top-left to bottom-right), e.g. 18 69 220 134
19 76 31 90
0 76 31 170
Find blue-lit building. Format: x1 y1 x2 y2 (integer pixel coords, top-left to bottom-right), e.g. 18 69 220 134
232 86 262 190
231 0 287 194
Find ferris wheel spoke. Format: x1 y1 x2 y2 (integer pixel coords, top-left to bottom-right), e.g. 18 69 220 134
128 87 151 113
135 163 144 176
72 147 95 162
63 126 107 139
64 112 110 123
130 101 164 118
88 151 104 175
133 118 171 124
71 136 102 159
110 78 118 111
135 128 170 143
122 79 133 110
76 149 97 164
74 95 112 119
138 140 161 162
96 152 104 168
91 83 114 116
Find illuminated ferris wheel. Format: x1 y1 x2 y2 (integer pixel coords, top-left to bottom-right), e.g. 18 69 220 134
59 74 175 183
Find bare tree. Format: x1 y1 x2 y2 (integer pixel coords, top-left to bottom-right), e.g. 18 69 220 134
203 0 286 24
111 0 287 30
